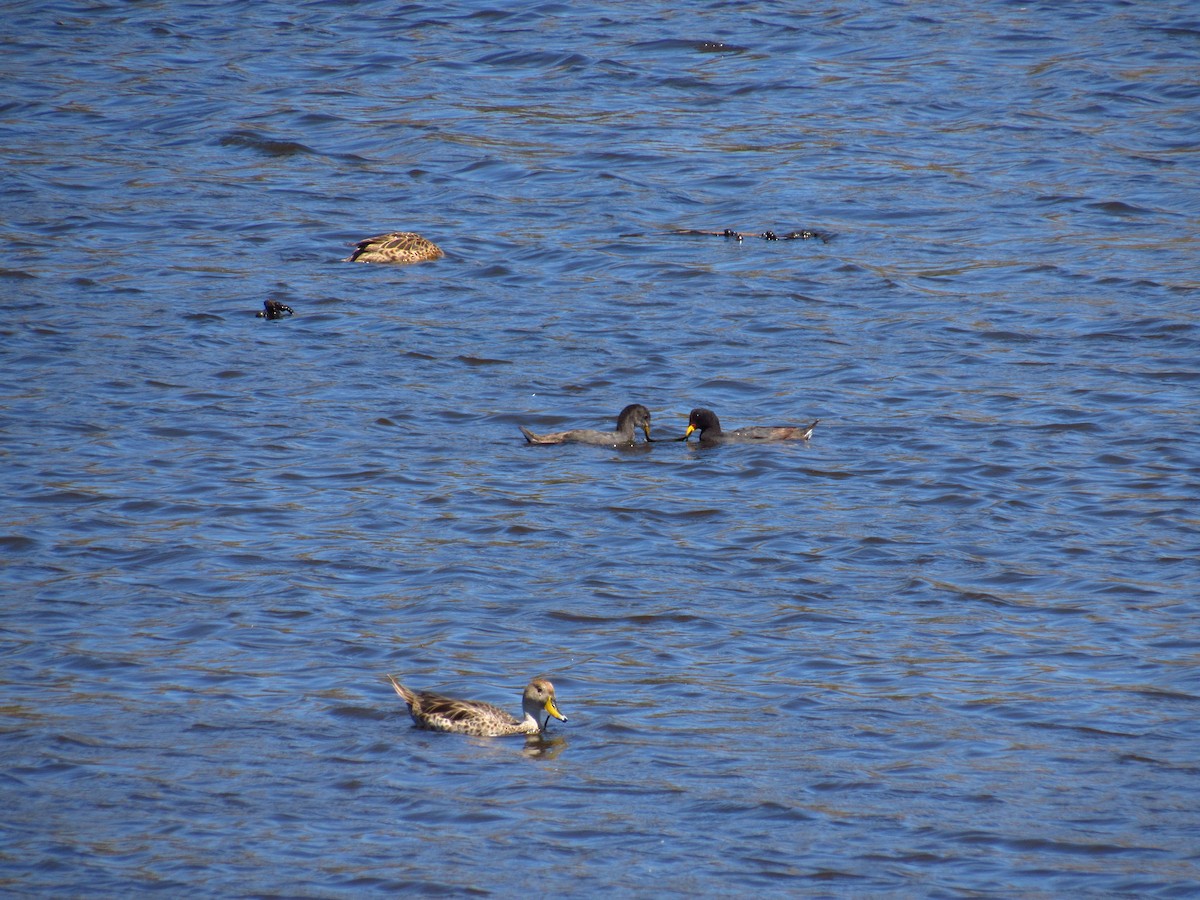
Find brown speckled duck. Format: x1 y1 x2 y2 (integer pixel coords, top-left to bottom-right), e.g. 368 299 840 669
684 408 819 443
345 231 444 264
386 674 567 737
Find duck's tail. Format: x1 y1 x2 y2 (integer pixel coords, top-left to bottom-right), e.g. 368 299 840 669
386 674 418 708
520 426 562 444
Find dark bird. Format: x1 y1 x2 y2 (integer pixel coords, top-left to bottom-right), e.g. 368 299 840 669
684 408 819 443
256 299 294 319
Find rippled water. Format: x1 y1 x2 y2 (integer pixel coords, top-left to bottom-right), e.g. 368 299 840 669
4 1 1199 895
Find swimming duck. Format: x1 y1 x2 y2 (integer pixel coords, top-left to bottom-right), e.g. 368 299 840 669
345 231 444 264
386 674 567 737
520 403 652 446
256 299 294 319
684 408 819 442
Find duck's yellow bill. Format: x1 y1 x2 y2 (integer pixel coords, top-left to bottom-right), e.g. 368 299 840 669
545 698 567 722
684 424 696 438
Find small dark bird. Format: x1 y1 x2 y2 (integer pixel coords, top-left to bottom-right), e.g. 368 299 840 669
256 299 294 319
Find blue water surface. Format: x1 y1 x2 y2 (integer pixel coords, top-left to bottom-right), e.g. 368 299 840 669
2 0 1199 895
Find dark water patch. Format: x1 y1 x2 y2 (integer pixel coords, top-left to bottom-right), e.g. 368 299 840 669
0 534 39 553
218 130 317 157
476 49 592 71
630 38 750 55
1085 199 1160 218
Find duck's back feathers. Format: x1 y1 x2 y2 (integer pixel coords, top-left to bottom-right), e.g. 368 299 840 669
728 420 820 441
346 232 443 264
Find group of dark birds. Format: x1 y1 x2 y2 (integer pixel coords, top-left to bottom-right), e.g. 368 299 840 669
520 403 819 446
